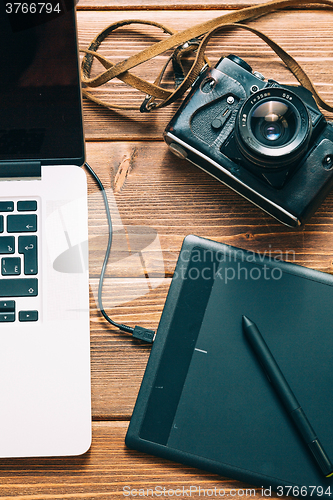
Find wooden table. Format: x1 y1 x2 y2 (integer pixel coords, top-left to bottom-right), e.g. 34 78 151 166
0 1 332 498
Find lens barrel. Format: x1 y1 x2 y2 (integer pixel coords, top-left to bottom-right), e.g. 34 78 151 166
235 87 312 169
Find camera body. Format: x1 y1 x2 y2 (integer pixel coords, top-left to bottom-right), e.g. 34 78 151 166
164 55 333 227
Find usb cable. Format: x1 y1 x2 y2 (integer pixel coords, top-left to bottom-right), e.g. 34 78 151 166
84 162 155 343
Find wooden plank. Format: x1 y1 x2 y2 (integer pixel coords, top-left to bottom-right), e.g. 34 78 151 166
77 0 330 10
78 10 333 140
77 0 267 10
89 278 168 419
0 421 278 500
85 142 333 281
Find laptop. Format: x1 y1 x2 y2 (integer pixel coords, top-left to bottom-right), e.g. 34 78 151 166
0 1 91 457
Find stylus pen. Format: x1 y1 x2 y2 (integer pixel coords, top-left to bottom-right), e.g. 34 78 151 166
242 315 333 478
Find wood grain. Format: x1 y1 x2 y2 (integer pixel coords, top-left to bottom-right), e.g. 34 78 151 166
78 10 333 140
0 422 280 500
85 142 333 280
89 278 168 418
77 0 331 10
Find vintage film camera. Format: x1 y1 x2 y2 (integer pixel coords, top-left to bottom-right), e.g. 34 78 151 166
164 55 333 227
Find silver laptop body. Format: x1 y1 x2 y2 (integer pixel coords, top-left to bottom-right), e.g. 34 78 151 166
0 1 91 457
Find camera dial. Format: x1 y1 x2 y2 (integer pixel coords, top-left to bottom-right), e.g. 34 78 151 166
235 87 312 169
226 54 253 73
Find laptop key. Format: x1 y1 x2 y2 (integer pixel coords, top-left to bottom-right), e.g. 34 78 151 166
0 300 15 312
0 202 14 212
19 310 38 322
0 278 37 297
18 235 38 275
17 201 37 212
1 257 21 276
0 236 15 254
7 214 37 233
0 216 3 233
0 312 15 322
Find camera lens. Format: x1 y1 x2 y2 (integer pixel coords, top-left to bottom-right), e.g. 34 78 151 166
251 100 296 146
235 88 312 169
264 124 282 141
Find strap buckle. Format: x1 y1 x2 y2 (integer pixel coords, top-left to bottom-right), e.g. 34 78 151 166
140 95 157 113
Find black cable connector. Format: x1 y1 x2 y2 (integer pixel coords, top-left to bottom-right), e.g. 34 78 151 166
132 326 156 343
84 162 155 344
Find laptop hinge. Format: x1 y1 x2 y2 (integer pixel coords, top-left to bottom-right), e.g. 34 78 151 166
0 161 41 180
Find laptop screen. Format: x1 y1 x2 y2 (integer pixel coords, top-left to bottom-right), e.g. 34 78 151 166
0 0 84 165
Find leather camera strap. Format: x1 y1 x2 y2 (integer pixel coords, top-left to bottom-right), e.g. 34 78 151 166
81 0 333 113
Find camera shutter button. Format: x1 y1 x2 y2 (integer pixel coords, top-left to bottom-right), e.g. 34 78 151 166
253 71 265 81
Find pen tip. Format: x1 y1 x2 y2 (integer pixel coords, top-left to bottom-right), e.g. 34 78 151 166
242 315 253 329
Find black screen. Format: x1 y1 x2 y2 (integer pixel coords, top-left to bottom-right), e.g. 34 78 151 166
0 0 84 164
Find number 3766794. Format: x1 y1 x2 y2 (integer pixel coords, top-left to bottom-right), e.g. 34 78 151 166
5 3 61 14
277 486 332 497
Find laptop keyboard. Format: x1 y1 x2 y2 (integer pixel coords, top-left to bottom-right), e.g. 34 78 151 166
0 200 39 323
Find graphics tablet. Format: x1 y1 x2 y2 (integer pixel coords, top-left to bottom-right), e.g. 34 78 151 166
126 235 333 498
